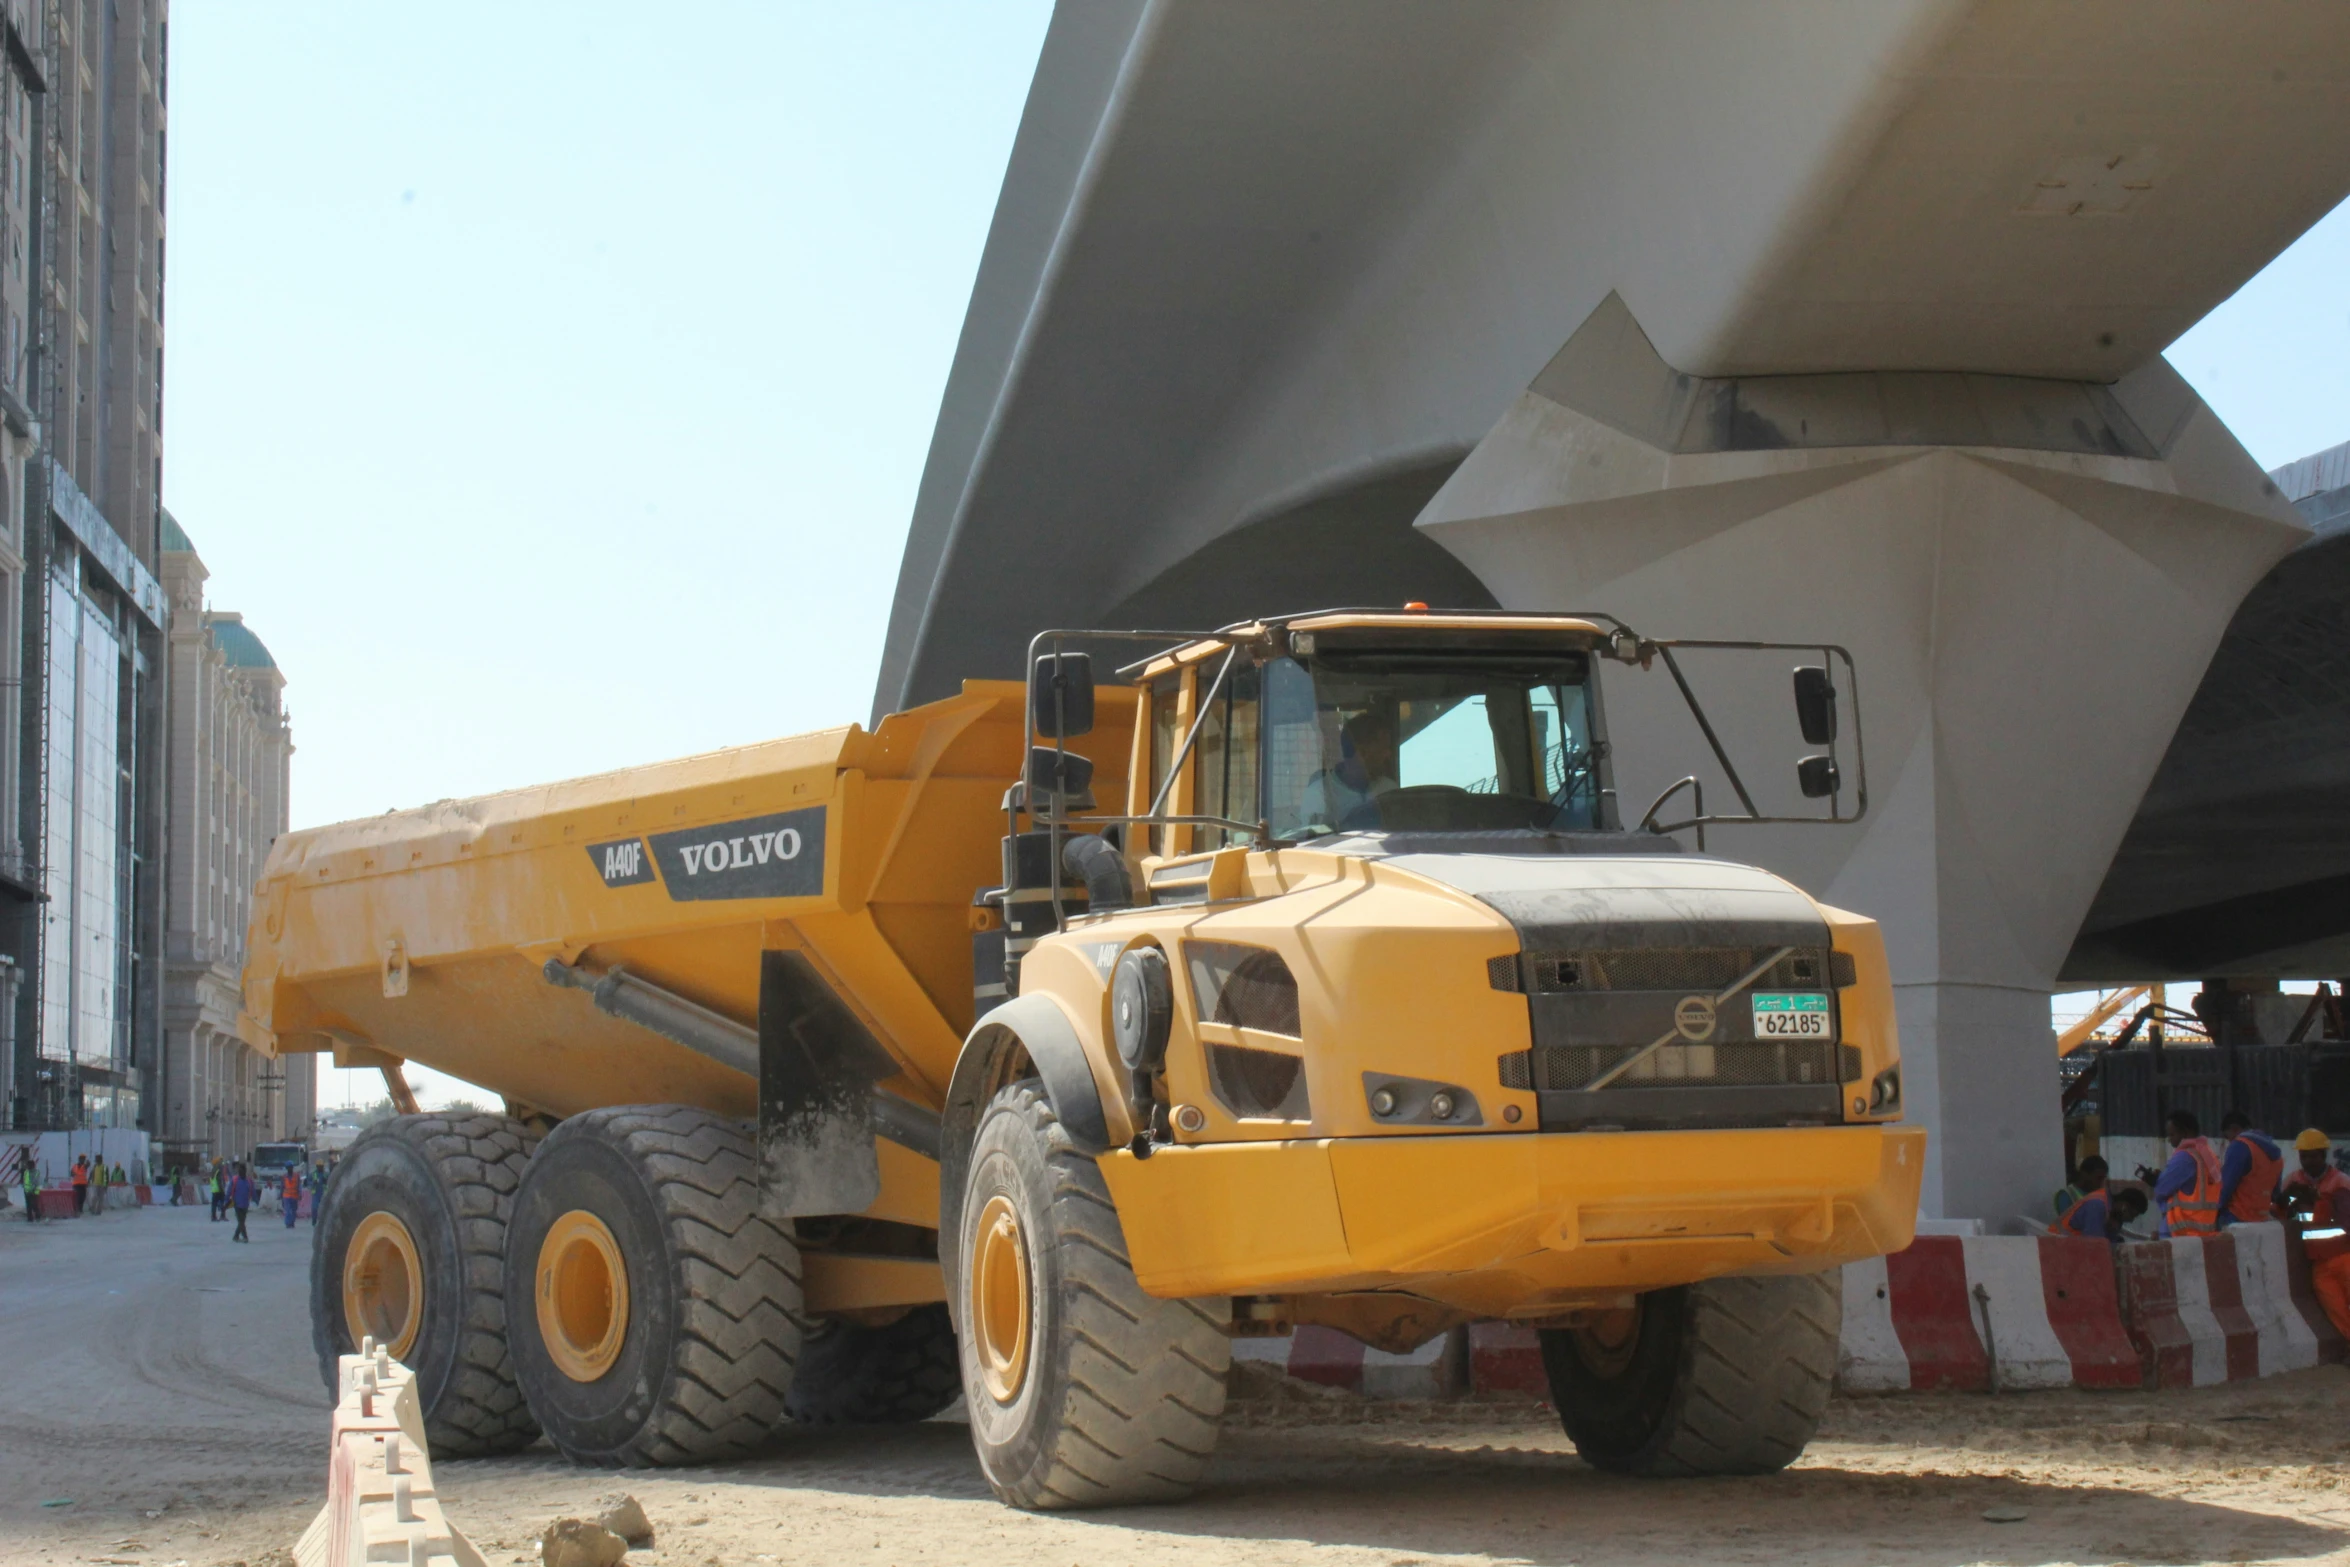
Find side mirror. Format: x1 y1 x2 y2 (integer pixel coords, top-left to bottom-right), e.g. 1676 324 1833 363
1793 666 1836 745
1030 652 1095 739
1797 755 1840 799
1027 745 1096 799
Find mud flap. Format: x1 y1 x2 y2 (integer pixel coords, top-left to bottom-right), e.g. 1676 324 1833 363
759 951 899 1218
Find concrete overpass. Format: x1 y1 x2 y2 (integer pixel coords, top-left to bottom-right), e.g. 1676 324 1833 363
880 1 2350 1220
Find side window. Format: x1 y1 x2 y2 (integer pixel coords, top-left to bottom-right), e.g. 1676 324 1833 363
1262 658 1323 838
1193 663 1260 851
1530 681 1597 827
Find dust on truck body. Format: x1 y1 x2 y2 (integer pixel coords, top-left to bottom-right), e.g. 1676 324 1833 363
242 609 1923 1505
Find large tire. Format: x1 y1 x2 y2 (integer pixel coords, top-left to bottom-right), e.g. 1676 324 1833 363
311 1112 541 1456
504 1105 802 1467
955 1081 1229 1510
785 1304 961 1425
1540 1270 1840 1477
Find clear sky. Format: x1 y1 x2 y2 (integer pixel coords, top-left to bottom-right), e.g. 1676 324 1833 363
160 6 2350 1107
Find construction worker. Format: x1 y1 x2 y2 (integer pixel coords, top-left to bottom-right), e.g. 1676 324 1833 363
2217 1109 2284 1227
281 1165 303 1229
88 1156 106 1215
2151 1109 2223 1238
210 1161 227 1221
19 1153 38 1222
2054 1156 2109 1218
228 1163 255 1244
69 1155 88 1217
2276 1129 2348 1339
2051 1170 2148 1243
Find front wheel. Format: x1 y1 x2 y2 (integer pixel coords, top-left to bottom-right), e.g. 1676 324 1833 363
1540 1271 1839 1476
955 1082 1230 1509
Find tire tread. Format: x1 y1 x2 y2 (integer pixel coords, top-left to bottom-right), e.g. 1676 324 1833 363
310 1113 541 1458
968 1084 1229 1509
526 1106 802 1468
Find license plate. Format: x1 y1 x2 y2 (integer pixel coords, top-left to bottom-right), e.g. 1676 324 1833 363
1751 992 1831 1037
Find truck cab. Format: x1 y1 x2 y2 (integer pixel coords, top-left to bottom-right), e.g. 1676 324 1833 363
944 608 1922 1499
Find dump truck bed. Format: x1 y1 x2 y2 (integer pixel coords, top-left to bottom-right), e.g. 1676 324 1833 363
238 681 1138 1119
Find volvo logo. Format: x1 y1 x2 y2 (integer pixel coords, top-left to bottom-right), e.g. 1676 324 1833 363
1674 995 1717 1042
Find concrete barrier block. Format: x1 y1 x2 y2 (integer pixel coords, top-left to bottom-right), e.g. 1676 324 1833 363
1884 1236 1990 1390
2034 1235 2141 1389
2228 1222 2320 1377
296 1340 488 1567
1836 1255 1911 1392
1234 1324 1466 1397
1960 1237 2073 1389
1466 1322 1547 1397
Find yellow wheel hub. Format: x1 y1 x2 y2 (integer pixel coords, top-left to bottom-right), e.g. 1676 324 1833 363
970 1193 1033 1404
344 1211 424 1363
537 1209 630 1383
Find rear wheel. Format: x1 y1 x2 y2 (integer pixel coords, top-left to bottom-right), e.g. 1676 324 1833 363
1540 1271 1839 1476
955 1082 1229 1509
504 1105 803 1466
785 1304 961 1425
310 1113 541 1456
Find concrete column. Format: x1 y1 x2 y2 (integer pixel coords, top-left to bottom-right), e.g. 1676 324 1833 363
1417 296 2307 1221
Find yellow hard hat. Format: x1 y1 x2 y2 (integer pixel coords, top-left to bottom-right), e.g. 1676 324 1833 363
2297 1128 2332 1153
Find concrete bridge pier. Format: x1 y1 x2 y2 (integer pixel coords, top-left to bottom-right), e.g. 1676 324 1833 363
1418 297 2308 1221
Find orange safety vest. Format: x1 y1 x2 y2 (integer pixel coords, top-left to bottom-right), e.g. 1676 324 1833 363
283 1170 302 1200
2227 1132 2284 1224
2286 1168 2350 1266
2166 1136 2223 1237
2051 1190 2106 1239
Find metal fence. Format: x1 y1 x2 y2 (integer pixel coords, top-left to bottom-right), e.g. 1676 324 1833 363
2093 1043 2350 1137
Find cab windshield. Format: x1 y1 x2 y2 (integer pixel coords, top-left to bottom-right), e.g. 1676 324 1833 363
1259 650 1601 838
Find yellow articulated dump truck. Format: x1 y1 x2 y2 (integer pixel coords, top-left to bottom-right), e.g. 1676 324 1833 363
241 607 1922 1507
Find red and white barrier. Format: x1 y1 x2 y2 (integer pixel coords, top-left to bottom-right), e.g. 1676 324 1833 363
2116 1227 2342 1388
1235 1231 2341 1404
1232 1325 1466 1397
1838 1235 2137 1392
1466 1322 1548 1397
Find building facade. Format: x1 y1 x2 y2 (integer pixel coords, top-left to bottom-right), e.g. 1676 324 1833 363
159 514 300 1156
0 0 173 1136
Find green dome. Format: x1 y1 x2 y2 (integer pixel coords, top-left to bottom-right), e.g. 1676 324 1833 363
209 617 276 670
160 508 195 554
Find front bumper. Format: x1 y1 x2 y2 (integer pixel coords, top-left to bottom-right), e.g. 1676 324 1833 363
1096 1123 1925 1312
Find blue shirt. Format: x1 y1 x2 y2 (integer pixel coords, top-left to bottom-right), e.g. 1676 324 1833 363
2216 1130 2281 1225
2152 1146 2202 1235
2060 1192 2112 1240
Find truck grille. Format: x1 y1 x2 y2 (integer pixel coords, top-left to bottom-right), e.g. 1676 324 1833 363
1490 946 1842 995
1492 942 1856 1106
1499 1040 1855 1091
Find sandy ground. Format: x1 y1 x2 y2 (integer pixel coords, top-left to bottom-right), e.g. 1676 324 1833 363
2 1202 2347 1567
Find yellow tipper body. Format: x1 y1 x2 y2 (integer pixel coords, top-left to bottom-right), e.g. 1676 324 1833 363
239 680 1130 1128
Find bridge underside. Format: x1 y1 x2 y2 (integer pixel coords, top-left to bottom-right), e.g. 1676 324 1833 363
2066 497 2350 982
885 0 2350 1213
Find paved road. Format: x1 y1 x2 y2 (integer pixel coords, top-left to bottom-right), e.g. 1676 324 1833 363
3 1201 2348 1567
